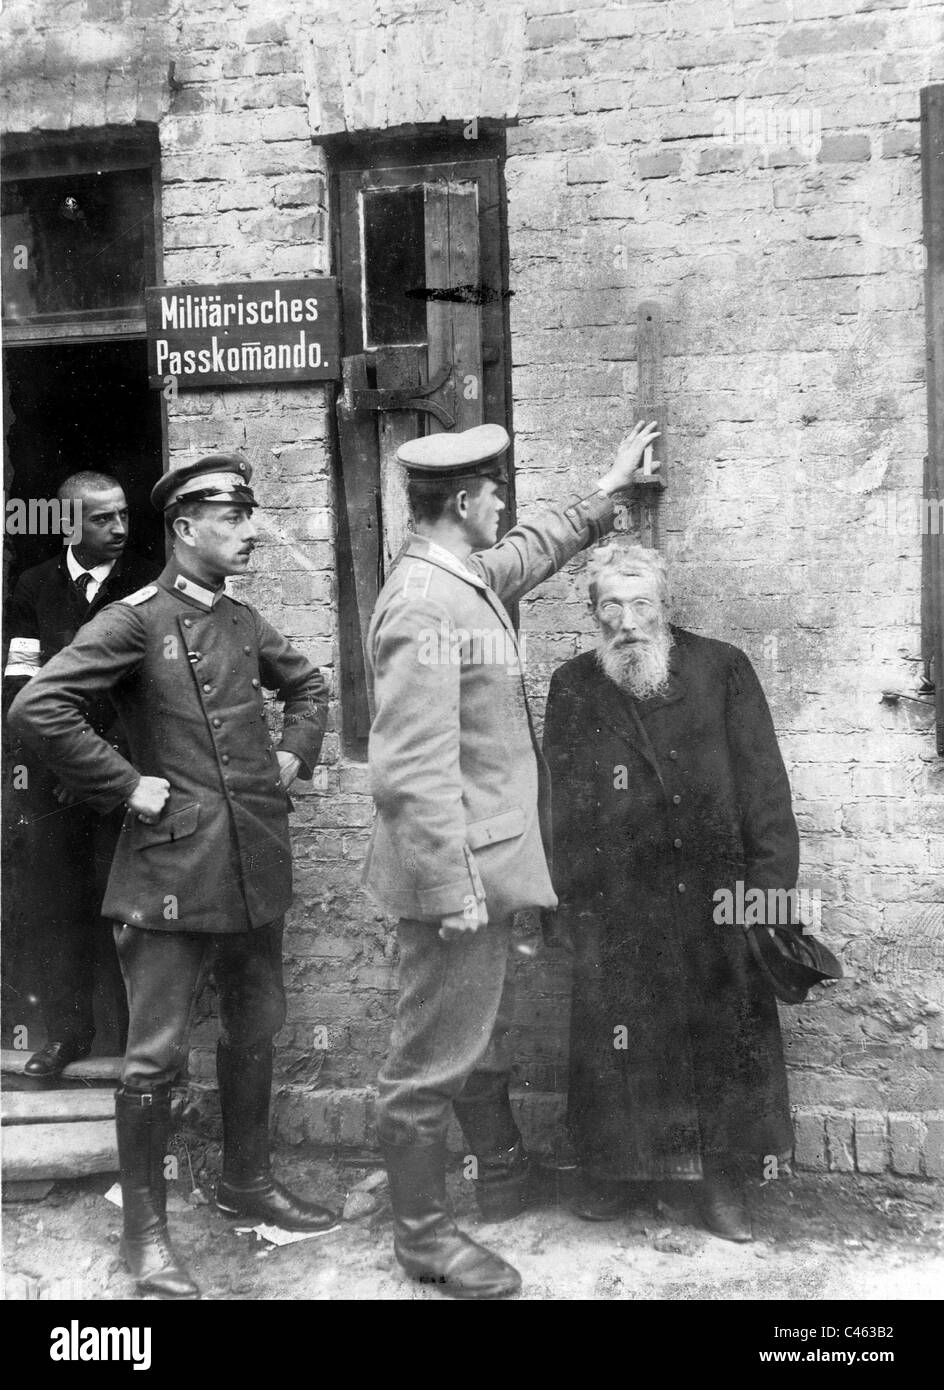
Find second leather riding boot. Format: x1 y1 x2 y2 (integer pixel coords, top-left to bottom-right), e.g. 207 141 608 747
115 1085 200 1300
215 1041 339 1233
453 1084 532 1222
381 1137 521 1299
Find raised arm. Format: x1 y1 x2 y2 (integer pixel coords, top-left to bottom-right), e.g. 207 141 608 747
468 421 661 607
467 492 615 609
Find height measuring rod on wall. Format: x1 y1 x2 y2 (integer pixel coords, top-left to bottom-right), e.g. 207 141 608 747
629 300 667 549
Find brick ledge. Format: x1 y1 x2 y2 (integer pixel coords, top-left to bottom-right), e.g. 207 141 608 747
185 1083 944 1179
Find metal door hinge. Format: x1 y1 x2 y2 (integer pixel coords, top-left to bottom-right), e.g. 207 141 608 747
352 364 455 428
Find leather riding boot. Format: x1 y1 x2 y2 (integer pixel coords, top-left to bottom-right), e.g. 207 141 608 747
453 1084 532 1222
696 1162 753 1243
215 1042 339 1233
115 1085 200 1300
381 1137 521 1300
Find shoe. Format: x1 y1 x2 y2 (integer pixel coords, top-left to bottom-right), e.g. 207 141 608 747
24 1037 92 1079
215 1041 340 1233
453 1083 532 1222
115 1085 201 1299
215 1175 339 1232
697 1174 753 1243
381 1138 521 1300
570 1174 632 1222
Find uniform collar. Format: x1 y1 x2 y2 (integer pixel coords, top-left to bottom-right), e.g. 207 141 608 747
402 533 487 591
158 559 224 611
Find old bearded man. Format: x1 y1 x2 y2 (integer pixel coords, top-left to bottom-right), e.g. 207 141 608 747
543 544 798 1242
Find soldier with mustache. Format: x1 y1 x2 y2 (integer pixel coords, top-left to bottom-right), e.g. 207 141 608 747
9 454 339 1298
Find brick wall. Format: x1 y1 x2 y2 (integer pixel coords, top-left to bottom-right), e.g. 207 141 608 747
3 0 943 1177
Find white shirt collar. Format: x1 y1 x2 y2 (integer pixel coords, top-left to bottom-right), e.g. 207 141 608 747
66 546 116 584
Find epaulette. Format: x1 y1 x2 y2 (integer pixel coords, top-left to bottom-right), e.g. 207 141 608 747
120 585 158 606
402 562 433 599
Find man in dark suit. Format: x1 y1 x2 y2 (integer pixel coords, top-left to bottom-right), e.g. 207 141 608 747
9 454 338 1299
543 543 799 1243
3 472 158 1078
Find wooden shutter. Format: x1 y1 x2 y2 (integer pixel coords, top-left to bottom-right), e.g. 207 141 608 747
334 153 511 750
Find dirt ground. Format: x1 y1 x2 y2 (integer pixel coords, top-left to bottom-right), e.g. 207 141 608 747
3 1144 942 1302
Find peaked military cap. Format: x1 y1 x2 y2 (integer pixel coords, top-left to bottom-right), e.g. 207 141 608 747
398 424 510 483
151 453 256 512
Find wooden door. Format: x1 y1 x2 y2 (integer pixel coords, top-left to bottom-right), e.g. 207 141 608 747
334 155 511 746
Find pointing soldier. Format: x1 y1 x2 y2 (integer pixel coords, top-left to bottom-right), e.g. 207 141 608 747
9 454 338 1299
363 419 659 1299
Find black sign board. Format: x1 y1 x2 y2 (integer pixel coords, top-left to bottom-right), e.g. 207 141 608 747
145 278 340 388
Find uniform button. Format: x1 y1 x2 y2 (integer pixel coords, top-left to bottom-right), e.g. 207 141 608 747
183 618 193 628
674 837 683 849
221 754 230 764
251 678 260 689
669 749 678 760
677 882 686 893
275 780 282 790
672 794 682 805
212 717 222 728
244 645 252 655
202 683 212 693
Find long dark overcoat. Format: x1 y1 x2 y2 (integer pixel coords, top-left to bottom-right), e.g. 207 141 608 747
543 627 797 1179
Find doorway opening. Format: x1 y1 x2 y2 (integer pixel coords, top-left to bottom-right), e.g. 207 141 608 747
3 339 164 585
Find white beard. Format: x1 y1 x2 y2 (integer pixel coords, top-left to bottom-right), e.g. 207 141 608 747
597 626 674 699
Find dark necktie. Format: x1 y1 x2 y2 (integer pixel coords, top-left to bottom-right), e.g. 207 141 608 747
74 571 93 603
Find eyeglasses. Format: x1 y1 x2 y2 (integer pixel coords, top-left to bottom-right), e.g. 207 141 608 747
597 598 658 623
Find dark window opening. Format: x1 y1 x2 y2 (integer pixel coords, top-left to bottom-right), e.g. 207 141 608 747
3 340 165 585
362 185 428 348
2 167 156 324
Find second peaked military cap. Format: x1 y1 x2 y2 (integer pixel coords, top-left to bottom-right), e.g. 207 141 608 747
151 453 256 513
397 424 510 482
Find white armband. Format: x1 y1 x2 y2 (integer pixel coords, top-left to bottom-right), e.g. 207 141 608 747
4 637 41 679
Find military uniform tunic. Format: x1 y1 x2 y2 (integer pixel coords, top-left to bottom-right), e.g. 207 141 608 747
365 491 616 1145
9 559 328 934
9 558 329 1086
